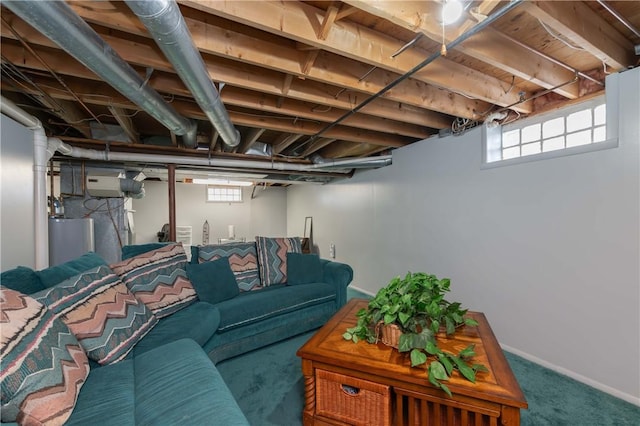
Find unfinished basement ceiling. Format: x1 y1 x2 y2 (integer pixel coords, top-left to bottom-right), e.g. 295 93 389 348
1 1 639 183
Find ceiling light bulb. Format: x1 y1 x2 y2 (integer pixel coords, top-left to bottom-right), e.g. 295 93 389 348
442 0 463 25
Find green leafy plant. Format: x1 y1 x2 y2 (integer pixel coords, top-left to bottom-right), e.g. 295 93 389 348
343 272 487 396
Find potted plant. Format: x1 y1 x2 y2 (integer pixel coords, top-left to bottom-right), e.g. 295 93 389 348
342 272 487 396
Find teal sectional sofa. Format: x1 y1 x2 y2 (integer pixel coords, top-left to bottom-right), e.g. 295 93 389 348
0 239 353 425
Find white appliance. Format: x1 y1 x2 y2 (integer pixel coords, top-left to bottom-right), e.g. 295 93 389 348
48 218 95 266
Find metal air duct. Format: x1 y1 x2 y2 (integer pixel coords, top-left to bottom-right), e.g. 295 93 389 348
3 0 198 148
125 0 240 149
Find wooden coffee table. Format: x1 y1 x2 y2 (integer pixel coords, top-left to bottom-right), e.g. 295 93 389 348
297 299 527 426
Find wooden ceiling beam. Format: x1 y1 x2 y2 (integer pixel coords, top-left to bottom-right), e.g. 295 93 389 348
210 130 220 151
522 1 635 71
237 127 266 154
44 98 93 138
300 137 336 157
226 110 410 147
301 49 320 76
272 133 303 154
6 76 409 149
344 0 579 99
0 40 432 139
0 39 444 132
65 5 476 120
217 86 433 139
182 0 532 113
107 105 140 143
318 4 340 40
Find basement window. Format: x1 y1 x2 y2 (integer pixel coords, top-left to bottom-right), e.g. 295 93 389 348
483 96 617 167
206 185 243 203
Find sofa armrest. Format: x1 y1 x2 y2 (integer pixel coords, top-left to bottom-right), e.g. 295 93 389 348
320 259 353 308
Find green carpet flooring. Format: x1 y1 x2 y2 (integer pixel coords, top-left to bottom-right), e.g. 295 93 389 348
216 289 640 426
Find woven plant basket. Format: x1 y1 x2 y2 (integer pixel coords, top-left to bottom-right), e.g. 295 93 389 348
376 322 403 349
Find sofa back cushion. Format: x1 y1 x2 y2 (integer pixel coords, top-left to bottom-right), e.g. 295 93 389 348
186 258 239 304
197 242 261 292
287 253 323 285
121 242 173 260
0 266 44 294
1 287 89 424
255 237 302 286
32 265 158 365
110 243 197 318
36 252 107 288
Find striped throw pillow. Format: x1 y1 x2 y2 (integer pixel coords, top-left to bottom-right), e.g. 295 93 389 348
197 242 262 291
32 265 158 365
255 237 302 286
1 287 89 424
110 243 197 318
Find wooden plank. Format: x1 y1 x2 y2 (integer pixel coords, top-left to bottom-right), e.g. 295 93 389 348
107 106 140 143
301 49 320 76
0 40 444 132
272 133 303 154
459 29 579 99
300 137 336 157
318 3 339 40
344 0 577 99
523 1 635 70
227 110 411 148
236 127 265 154
66 4 480 120
4 73 409 149
182 0 531 112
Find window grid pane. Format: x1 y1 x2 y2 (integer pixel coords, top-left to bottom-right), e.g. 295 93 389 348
206 186 243 202
566 129 592 148
521 123 541 143
497 101 605 163
566 109 592 133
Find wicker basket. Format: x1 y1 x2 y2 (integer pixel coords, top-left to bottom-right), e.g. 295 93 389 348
316 369 391 426
376 322 403 349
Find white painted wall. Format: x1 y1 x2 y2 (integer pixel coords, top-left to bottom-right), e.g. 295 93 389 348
1 115 36 270
132 181 288 245
287 68 640 404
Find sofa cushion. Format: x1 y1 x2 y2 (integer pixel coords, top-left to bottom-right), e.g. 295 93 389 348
32 265 158 365
186 258 239 304
255 236 302 286
36 252 106 288
0 287 89 425
197 242 261 291
287 253 323 285
110 243 197 318
215 282 336 332
121 242 172 260
0 266 43 294
133 339 249 425
131 301 220 357
64 356 135 425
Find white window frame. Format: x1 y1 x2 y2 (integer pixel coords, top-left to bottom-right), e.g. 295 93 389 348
482 94 618 169
206 185 243 203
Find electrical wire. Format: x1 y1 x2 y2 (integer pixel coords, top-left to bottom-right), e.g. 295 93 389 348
537 18 585 51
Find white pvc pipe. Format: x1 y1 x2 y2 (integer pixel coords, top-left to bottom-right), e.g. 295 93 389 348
51 142 380 175
1 96 49 268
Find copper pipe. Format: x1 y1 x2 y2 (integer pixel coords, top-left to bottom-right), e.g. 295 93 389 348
168 164 176 242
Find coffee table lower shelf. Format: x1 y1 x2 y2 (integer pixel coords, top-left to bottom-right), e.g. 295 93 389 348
303 364 512 426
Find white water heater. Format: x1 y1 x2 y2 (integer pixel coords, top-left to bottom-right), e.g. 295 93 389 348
48 218 95 266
